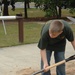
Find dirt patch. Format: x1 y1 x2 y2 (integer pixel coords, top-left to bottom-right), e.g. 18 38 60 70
66 67 75 75
16 67 36 75
66 61 75 75
23 17 69 22
16 61 75 75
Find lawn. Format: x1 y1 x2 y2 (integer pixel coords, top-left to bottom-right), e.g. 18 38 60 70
0 8 75 47
9 8 75 17
9 8 45 17
0 21 44 47
0 21 75 47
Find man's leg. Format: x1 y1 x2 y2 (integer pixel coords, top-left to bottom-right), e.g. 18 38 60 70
54 51 66 75
41 50 52 75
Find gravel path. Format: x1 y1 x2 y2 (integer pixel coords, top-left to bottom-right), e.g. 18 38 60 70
0 41 75 75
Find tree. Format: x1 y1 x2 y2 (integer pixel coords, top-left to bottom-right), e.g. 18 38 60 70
24 0 27 18
16 0 30 18
24 0 31 18
34 0 62 18
1 0 31 18
34 0 75 18
68 0 75 14
2 0 15 16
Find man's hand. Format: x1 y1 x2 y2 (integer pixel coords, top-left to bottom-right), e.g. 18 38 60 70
40 49 49 72
44 63 49 72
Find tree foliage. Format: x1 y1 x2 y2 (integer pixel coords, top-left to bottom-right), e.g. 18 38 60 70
34 0 75 18
68 0 75 14
0 0 15 15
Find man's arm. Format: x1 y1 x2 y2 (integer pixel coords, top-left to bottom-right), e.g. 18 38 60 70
40 49 49 71
71 39 75 50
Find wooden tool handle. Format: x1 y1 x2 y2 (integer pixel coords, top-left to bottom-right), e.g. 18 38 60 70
32 55 75 75
45 60 66 71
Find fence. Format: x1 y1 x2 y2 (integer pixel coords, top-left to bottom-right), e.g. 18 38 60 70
0 15 24 43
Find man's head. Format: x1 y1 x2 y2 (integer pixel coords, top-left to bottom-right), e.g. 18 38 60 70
49 20 64 38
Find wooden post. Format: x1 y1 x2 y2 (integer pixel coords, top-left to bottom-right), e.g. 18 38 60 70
0 15 24 43
0 14 23 43
16 14 24 43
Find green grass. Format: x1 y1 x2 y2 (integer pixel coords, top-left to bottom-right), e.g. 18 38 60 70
0 22 18 47
24 22 44 43
0 21 75 47
62 9 75 17
0 8 75 47
0 21 44 47
27 8 45 17
9 8 75 17
9 8 45 17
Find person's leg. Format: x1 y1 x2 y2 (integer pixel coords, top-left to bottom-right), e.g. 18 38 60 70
41 50 52 75
54 51 66 75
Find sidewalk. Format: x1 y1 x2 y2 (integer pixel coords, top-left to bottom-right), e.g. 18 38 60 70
0 41 75 75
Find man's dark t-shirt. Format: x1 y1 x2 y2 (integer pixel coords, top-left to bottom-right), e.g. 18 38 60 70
38 20 74 52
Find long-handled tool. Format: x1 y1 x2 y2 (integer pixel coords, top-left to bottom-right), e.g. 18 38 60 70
32 55 75 75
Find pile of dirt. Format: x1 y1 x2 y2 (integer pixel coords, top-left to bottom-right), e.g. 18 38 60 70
16 67 36 75
23 17 69 22
16 61 75 75
66 61 75 75
66 67 75 75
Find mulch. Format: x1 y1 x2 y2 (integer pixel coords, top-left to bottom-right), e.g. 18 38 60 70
0 16 72 23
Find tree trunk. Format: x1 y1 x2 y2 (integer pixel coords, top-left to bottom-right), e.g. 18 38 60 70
58 6 61 18
3 0 9 16
24 0 28 18
55 6 59 18
26 0 30 8
27 2 30 8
